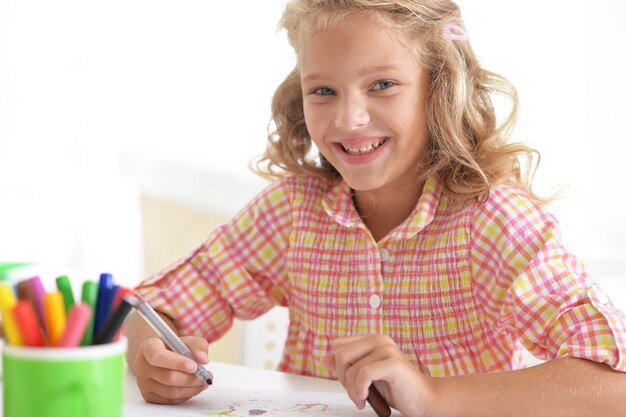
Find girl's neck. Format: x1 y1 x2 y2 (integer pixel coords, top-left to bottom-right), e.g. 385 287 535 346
352 180 425 242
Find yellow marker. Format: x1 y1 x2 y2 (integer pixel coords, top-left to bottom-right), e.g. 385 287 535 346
43 291 67 346
0 284 23 345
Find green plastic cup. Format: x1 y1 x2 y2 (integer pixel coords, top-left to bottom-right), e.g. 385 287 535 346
0 262 34 282
2 339 126 417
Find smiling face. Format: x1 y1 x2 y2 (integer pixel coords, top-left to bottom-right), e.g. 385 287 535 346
300 12 431 193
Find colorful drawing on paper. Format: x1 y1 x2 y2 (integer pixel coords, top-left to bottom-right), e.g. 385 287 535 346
125 388 402 416
202 392 355 416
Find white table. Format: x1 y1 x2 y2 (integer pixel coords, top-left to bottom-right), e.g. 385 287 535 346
123 361 392 416
124 360 345 399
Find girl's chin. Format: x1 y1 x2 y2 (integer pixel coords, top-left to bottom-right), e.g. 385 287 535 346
341 175 385 192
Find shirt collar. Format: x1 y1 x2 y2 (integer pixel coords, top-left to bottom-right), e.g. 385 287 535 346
322 176 443 240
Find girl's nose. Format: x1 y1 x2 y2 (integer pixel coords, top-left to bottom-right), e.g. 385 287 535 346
334 93 370 130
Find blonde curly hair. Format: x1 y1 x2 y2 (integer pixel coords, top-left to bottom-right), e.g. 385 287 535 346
252 0 542 202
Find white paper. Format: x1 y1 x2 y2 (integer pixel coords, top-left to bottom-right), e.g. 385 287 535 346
124 388 401 416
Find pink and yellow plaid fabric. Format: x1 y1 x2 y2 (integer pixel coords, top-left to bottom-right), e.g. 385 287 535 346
136 175 626 378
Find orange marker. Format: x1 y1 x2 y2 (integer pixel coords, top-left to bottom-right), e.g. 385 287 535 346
12 300 45 347
43 291 67 346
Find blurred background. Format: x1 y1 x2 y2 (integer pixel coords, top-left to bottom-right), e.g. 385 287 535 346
1 0 624 369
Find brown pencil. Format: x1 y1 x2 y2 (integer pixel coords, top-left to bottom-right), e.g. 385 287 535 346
367 385 391 417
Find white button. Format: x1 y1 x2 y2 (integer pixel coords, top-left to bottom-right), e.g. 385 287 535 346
595 290 609 305
379 248 390 262
369 294 381 309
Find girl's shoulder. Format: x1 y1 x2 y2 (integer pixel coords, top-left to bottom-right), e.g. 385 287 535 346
484 182 537 210
473 182 558 232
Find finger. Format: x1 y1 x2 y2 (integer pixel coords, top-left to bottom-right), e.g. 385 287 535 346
148 375 208 398
321 353 336 371
142 391 187 405
142 338 199 373
351 353 415 414
140 381 206 405
144 363 208 388
334 335 395 383
181 336 210 364
342 347 395 407
334 334 394 364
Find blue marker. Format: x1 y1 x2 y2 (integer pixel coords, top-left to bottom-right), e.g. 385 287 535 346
93 273 113 336
105 284 120 322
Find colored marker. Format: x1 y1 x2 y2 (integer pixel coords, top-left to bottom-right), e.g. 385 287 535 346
94 273 113 336
0 284 23 345
43 291 67 346
112 287 132 310
80 280 98 345
16 279 48 341
132 294 213 385
93 296 134 345
12 300 45 347
111 287 133 341
106 284 120 319
58 303 92 347
55 275 76 314
27 276 48 336
16 280 29 298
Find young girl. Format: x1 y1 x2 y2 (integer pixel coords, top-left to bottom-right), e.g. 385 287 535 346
126 1 626 415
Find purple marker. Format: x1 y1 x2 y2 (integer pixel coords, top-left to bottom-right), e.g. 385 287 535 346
27 276 48 337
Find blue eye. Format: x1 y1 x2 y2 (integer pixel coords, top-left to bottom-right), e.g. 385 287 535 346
312 87 335 96
372 80 395 90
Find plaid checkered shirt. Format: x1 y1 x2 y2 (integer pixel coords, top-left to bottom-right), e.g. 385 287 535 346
136 175 626 377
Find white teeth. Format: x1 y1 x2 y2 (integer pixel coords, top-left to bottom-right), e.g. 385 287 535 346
342 139 386 155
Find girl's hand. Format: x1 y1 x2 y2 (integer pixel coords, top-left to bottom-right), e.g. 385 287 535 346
321 334 434 417
133 335 212 404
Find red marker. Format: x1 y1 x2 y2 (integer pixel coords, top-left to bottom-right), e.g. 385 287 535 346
57 303 92 347
111 287 133 341
12 300 45 347
111 287 132 310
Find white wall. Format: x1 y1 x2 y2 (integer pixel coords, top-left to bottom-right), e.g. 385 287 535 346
459 0 626 308
1 1 624 305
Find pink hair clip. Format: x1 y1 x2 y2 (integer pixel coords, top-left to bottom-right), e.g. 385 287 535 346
442 23 468 42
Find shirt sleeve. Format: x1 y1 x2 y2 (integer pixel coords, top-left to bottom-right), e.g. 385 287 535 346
470 185 626 371
134 178 293 342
